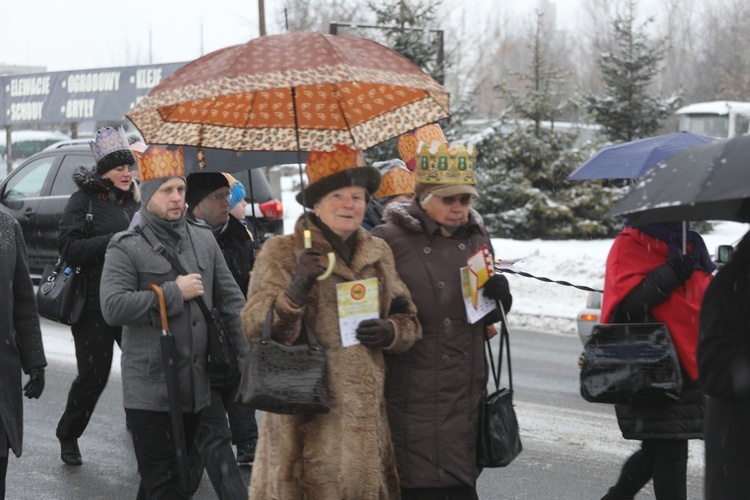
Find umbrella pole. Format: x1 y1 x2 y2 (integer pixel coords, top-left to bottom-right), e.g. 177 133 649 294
682 221 687 255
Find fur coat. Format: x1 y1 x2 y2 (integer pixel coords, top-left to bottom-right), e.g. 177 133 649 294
241 216 421 499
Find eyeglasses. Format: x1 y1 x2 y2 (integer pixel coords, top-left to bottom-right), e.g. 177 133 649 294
436 194 473 206
205 193 231 202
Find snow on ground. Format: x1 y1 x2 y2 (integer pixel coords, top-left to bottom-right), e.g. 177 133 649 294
280 172 750 335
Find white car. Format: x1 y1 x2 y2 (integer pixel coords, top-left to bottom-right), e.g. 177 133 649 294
576 286 603 346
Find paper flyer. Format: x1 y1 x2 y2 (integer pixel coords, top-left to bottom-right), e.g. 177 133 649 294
461 267 497 324
336 277 380 347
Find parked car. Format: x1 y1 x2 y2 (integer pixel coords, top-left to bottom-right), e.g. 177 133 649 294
0 144 283 281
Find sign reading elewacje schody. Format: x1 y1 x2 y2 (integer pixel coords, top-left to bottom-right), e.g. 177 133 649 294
0 61 186 127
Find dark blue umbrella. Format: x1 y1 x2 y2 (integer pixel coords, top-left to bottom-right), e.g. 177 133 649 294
568 131 718 180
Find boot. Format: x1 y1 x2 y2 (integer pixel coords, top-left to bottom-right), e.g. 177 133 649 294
59 436 82 466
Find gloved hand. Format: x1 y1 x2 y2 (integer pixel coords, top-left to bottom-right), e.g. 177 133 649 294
356 319 395 348
483 273 513 313
668 254 695 285
23 367 45 399
285 249 327 306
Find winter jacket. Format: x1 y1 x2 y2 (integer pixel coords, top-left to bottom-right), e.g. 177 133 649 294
601 227 711 440
370 202 498 489
240 216 421 499
698 229 750 499
0 209 46 457
215 214 255 297
100 212 248 413
361 198 384 230
59 166 139 311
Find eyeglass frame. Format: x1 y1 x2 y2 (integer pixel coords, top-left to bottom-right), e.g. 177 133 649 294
435 193 474 206
204 193 231 202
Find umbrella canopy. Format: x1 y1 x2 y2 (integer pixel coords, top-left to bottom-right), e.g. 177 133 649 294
166 145 306 174
127 31 451 153
568 132 718 180
607 134 750 224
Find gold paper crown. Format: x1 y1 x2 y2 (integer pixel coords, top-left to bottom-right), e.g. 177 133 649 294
136 146 185 183
415 141 477 185
398 124 448 171
373 163 415 200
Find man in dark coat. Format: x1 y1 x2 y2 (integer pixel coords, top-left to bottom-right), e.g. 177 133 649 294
698 228 750 499
100 147 247 499
0 208 46 499
185 172 256 498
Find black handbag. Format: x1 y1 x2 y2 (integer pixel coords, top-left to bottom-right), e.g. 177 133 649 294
36 198 92 325
235 305 329 415
580 322 683 405
477 308 522 468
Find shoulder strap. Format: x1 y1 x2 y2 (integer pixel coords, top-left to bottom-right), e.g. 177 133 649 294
484 303 513 392
135 225 215 323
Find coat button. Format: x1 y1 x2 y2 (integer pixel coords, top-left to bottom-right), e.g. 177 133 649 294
458 243 466 250
442 318 451 326
192 319 198 326
437 281 445 289
193 355 198 363
423 246 431 254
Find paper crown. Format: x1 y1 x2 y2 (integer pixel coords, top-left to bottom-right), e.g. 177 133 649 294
373 159 415 200
136 146 185 183
296 145 380 208
415 141 477 185
90 126 135 174
398 124 448 171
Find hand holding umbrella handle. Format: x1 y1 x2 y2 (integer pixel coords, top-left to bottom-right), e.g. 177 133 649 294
304 230 335 281
148 284 170 335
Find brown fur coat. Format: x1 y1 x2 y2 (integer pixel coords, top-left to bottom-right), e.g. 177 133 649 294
241 217 422 499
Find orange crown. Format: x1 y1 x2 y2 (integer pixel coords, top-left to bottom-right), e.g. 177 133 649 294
374 163 415 200
398 124 448 171
136 146 185 183
305 145 366 184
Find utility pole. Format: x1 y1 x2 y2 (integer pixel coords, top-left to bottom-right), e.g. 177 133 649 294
258 0 266 36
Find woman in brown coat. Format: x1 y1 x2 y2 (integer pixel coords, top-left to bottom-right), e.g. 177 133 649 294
240 145 421 499
371 129 512 499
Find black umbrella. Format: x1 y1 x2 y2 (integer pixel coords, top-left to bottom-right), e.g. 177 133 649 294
147 284 190 492
607 134 750 224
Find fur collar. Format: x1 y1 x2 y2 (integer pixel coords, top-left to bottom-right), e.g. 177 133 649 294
381 202 485 234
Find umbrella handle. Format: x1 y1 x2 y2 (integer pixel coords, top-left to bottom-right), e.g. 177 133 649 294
148 284 170 333
304 229 335 281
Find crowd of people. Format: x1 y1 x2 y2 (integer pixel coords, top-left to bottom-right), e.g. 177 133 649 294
1 119 749 500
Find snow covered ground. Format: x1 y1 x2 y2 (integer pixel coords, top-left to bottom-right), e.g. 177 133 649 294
279 172 750 336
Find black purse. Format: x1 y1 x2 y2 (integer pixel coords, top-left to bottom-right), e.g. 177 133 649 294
36 199 92 325
580 323 683 405
235 305 329 415
477 308 522 468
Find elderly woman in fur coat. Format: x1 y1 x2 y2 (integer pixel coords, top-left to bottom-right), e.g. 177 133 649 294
240 146 422 499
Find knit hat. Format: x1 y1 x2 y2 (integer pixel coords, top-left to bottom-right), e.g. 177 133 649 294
372 159 415 202
90 126 136 176
296 145 381 208
136 146 186 207
185 172 230 211
414 140 478 200
222 173 246 209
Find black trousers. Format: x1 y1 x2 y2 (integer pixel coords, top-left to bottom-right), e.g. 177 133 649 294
56 308 122 440
606 439 689 500
227 398 258 446
127 409 201 500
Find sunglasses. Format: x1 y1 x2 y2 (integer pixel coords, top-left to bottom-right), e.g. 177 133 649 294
437 194 473 206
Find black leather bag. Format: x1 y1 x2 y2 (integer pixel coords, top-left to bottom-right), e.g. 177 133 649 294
36 198 92 325
36 260 86 325
580 323 683 405
235 305 329 415
477 310 522 468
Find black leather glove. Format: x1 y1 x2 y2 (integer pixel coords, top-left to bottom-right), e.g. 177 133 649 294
668 254 695 286
483 273 513 313
356 319 395 348
24 367 45 399
285 249 326 306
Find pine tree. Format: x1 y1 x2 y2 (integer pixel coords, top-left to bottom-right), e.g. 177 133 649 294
474 12 625 239
584 0 680 142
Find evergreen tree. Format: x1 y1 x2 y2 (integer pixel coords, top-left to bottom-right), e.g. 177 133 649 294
584 0 680 142
474 12 625 240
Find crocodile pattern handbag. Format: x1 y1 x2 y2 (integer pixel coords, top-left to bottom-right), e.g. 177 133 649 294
235 305 329 415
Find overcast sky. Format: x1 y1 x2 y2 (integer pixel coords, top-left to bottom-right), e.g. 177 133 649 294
0 0 588 73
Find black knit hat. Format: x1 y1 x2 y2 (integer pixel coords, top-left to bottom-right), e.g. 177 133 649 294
185 172 229 211
96 149 136 176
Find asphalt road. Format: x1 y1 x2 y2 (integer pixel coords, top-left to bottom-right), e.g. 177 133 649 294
5 319 705 499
